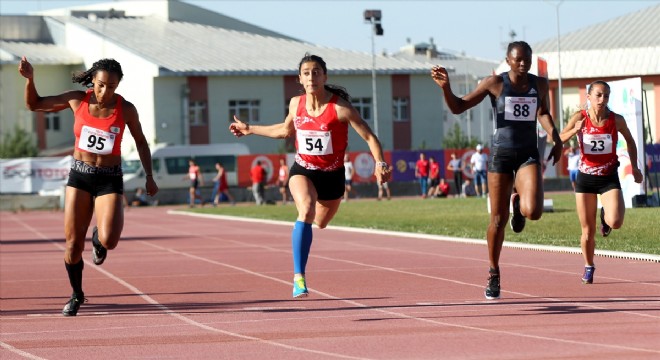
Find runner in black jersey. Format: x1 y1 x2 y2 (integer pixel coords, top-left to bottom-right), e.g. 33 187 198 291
431 41 562 300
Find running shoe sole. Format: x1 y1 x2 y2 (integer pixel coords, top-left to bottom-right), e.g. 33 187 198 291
510 193 526 233
600 207 611 237
91 226 107 265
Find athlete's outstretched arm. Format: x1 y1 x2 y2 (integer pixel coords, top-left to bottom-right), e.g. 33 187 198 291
431 65 495 114
19 56 83 112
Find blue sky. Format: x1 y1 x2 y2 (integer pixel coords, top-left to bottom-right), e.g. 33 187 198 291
1 0 657 60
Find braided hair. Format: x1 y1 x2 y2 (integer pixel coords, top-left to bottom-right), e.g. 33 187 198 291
71 58 124 87
298 53 350 102
506 41 533 57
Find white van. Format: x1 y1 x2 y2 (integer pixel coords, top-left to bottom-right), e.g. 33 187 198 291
122 143 250 191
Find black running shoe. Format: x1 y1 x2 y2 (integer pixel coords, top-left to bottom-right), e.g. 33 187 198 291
485 273 501 300
510 193 525 233
62 294 86 316
600 207 611 237
91 226 107 265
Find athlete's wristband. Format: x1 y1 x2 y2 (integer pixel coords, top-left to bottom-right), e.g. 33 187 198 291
376 161 388 168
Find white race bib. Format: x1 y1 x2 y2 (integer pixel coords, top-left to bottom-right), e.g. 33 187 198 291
78 125 115 155
504 97 537 121
583 133 613 155
297 129 333 156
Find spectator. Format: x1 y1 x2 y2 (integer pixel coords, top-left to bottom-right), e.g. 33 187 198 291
184 159 204 207
564 144 580 191
435 178 450 198
343 154 354 201
277 158 290 205
446 153 464 196
377 164 393 200
212 162 235 206
462 178 477 197
415 153 429 198
427 156 440 198
250 160 266 205
470 144 488 198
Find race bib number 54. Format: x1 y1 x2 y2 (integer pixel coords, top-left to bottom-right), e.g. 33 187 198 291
504 97 537 121
297 130 333 156
78 125 115 155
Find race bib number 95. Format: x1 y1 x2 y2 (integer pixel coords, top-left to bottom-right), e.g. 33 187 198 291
583 133 613 155
297 130 333 156
78 125 115 155
504 97 537 121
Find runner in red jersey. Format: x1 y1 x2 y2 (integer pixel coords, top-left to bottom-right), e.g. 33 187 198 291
560 80 643 284
230 53 391 298
19 56 158 316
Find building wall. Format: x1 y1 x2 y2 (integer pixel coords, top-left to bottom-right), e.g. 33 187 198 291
0 63 79 153
207 75 286 154
409 74 444 150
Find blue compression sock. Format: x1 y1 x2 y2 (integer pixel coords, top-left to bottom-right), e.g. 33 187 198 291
292 221 313 274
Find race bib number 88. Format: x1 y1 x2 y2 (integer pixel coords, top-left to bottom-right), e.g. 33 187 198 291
504 97 537 121
297 130 333 156
583 133 613 155
78 125 115 155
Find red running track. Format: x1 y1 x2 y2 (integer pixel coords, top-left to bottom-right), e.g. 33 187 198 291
1 206 659 360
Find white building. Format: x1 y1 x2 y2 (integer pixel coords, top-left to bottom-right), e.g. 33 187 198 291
1 0 472 157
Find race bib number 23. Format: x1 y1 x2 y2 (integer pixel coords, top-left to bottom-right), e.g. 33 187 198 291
583 133 613 155
78 125 115 155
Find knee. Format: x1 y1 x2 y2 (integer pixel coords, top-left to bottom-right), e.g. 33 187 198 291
297 205 316 224
521 203 543 220
98 229 120 250
316 221 328 229
610 218 624 229
64 237 85 257
489 215 507 229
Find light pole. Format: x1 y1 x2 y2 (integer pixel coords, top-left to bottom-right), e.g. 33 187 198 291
364 9 383 137
546 0 564 131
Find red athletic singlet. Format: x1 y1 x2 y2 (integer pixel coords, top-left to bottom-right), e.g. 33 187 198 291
73 90 125 156
578 109 618 176
294 94 348 171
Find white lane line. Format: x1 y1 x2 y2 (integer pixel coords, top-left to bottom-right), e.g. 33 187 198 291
169 210 660 263
7 214 372 360
140 239 660 355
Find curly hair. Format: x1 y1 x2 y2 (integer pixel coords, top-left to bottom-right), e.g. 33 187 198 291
298 53 350 102
71 58 124 87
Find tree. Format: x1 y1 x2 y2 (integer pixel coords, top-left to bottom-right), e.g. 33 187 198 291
0 124 39 158
442 123 481 149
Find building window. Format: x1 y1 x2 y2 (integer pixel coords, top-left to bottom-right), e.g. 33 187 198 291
392 97 409 122
351 98 372 121
45 112 60 131
189 100 207 126
229 99 260 122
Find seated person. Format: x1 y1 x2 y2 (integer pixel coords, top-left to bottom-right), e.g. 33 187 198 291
131 187 156 207
461 178 477 197
436 178 450 198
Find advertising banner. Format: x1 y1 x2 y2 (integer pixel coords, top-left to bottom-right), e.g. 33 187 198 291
0 156 72 194
391 150 444 182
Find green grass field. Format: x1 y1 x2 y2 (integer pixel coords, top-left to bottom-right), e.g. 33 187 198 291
191 192 660 255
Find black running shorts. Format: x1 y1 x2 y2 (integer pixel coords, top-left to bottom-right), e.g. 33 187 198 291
289 162 345 201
